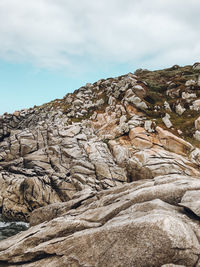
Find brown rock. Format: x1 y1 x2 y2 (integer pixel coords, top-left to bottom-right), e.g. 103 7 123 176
156 126 193 156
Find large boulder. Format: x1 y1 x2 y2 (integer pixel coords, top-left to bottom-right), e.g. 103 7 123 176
1 176 200 266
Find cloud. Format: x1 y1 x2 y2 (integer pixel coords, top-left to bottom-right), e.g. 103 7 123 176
0 0 199 71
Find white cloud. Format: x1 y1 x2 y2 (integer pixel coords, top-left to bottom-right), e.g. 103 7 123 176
0 0 199 71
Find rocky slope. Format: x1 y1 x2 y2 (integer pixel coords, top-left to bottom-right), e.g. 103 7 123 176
1 63 200 266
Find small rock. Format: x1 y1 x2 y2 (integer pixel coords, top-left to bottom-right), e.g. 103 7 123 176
108 96 116 106
162 113 172 128
198 75 200 86
144 120 153 133
175 104 186 115
190 99 200 111
193 62 200 70
194 130 200 141
73 99 83 106
177 129 183 135
185 79 196 87
132 84 146 98
96 99 104 106
164 101 172 112
195 117 200 131
13 111 20 117
182 92 197 100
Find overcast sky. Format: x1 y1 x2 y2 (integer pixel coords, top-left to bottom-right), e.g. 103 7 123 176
0 0 200 114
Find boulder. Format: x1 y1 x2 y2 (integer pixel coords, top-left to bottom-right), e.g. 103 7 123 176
129 127 153 149
156 126 193 156
179 190 200 217
1 177 200 266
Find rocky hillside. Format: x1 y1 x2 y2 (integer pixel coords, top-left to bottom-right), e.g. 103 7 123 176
1 63 200 266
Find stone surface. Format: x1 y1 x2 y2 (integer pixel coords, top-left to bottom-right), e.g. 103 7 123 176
1 64 200 266
195 117 200 131
176 104 186 115
162 113 172 128
179 190 200 217
156 126 193 156
164 101 172 112
185 79 196 87
1 176 200 266
194 130 200 142
193 62 200 70
190 99 200 111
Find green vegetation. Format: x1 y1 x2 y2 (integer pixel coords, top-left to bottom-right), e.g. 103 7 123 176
136 65 200 147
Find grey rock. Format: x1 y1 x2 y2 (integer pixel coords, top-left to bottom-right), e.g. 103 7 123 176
162 113 172 128
185 79 196 87
179 190 200 217
175 104 186 115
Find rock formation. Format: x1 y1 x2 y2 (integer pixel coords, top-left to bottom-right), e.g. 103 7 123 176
1 63 200 266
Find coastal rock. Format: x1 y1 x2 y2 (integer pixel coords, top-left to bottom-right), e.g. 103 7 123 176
144 120 154 132
190 99 200 111
162 113 172 128
179 190 200 217
185 79 196 87
193 62 200 70
195 116 200 131
175 104 186 115
194 130 200 142
164 101 172 112
156 126 193 156
1 176 200 266
1 64 200 266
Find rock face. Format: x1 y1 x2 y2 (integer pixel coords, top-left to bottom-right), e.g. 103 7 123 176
1 176 200 266
1 64 200 265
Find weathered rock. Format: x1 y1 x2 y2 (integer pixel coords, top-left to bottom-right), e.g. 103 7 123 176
193 62 200 70
2 64 200 266
176 104 186 115
185 79 196 87
179 190 200 217
144 120 154 132
162 265 186 267
125 94 148 110
162 113 172 128
195 116 200 131
1 176 200 266
164 101 172 112
182 92 197 100
132 84 146 98
194 130 200 142
129 127 153 149
190 99 200 111
156 126 193 156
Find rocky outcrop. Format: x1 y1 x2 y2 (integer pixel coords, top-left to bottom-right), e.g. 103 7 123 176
1 63 200 265
0 118 128 220
1 175 200 266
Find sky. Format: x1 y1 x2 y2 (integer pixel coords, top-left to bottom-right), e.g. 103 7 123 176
0 0 200 114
